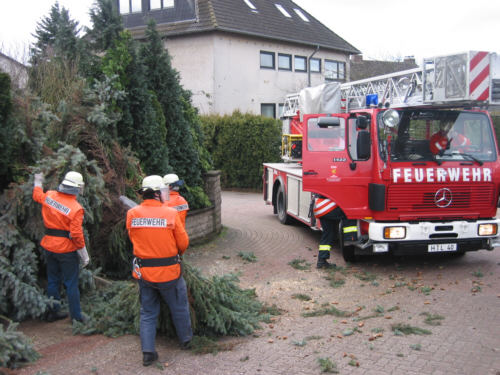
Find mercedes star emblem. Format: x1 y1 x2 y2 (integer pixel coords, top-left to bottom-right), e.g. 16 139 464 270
434 188 452 208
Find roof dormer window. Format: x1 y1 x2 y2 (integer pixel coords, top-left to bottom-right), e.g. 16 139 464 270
275 4 291 18
244 0 257 11
120 0 142 14
150 0 174 10
294 8 309 22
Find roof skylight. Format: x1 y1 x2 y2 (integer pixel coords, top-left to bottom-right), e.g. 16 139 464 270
275 4 291 18
294 8 309 22
244 0 257 10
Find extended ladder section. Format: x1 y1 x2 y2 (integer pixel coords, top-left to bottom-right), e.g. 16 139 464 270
341 51 500 111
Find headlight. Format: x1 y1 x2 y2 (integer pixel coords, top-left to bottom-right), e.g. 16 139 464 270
384 226 406 239
478 223 497 236
382 109 400 128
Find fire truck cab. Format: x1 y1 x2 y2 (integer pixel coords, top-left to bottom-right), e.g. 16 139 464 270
264 51 500 261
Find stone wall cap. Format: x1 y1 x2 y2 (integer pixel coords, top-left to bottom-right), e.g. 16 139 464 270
204 170 221 177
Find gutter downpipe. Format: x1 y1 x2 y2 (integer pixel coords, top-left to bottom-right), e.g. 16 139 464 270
308 45 320 87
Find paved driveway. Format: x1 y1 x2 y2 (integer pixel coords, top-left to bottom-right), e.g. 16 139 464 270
7 191 500 375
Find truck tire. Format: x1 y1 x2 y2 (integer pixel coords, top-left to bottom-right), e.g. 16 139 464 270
276 185 293 225
338 221 357 262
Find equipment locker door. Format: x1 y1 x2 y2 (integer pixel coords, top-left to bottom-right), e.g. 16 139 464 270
302 114 373 218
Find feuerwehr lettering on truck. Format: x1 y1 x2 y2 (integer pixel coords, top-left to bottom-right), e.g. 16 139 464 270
392 167 492 183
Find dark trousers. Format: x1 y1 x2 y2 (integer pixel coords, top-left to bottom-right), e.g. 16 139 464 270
138 277 193 353
317 208 342 261
44 249 82 320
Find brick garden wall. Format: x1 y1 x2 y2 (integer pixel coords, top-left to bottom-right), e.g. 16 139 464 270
185 170 222 244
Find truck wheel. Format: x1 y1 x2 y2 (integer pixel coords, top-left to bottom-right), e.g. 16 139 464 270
338 221 357 262
276 185 292 225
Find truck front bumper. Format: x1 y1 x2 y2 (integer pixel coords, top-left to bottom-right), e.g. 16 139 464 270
356 219 500 255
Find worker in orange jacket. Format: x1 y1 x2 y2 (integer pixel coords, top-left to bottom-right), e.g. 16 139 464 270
32 171 89 323
126 175 192 367
313 194 343 269
163 174 189 227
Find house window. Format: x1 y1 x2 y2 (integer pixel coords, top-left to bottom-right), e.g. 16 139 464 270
278 103 285 118
119 0 130 14
260 51 275 69
339 63 345 79
150 0 174 10
261 104 276 118
309 58 321 73
293 8 309 22
294 56 307 72
120 0 142 13
325 60 346 80
278 54 292 71
275 4 291 18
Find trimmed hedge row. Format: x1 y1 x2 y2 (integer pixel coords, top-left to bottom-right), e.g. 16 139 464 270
201 111 282 189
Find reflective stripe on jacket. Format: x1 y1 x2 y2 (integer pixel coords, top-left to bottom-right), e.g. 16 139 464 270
313 197 337 218
32 187 85 253
127 199 189 283
166 191 189 227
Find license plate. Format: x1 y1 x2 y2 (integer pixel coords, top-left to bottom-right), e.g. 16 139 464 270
428 243 457 252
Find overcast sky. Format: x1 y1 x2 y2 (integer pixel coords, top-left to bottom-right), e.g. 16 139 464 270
1 0 499 64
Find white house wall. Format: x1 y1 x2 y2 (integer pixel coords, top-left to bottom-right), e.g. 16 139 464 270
0 54 28 89
164 33 216 114
166 32 350 116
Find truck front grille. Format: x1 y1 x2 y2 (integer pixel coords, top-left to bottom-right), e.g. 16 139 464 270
387 184 494 212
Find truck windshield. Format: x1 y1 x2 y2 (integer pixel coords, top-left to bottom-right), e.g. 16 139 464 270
378 109 496 163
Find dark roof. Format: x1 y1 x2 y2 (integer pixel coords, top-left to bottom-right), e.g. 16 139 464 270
350 57 419 81
125 0 360 54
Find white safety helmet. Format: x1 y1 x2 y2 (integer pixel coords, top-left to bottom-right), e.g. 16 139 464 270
141 175 166 192
163 173 184 187
62 171 84 188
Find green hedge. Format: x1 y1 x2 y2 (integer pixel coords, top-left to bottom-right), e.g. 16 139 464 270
201 111 282 189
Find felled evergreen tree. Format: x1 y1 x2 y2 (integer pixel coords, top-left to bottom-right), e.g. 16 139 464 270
73 263 268 338
0 320 40 369
0 72 13 190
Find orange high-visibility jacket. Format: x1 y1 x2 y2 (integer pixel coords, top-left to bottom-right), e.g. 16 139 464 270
166 191 189 227
127 199 189 283
430 131 448 155
32 187 85 253
313 197 337 218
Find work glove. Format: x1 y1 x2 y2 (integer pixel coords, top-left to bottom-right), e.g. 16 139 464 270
77 247 90 267
34 173 44 187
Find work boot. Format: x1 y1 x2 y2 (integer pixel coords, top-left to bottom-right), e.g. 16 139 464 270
73 313 89 324
46 310 68 322
180 340 192 350
142 351 158 366
316 259 336 269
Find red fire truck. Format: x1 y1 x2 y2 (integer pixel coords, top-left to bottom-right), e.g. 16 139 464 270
263 51 500 261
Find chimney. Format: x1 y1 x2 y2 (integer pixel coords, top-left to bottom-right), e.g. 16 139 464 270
403 56 415 64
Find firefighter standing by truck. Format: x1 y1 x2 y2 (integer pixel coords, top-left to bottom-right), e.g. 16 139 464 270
163 173 189 227
313 195 344 268
32 171 89 323
126 175 192 367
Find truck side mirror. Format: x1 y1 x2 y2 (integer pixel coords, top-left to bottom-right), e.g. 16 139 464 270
357 131 371 159
356 116 369 129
